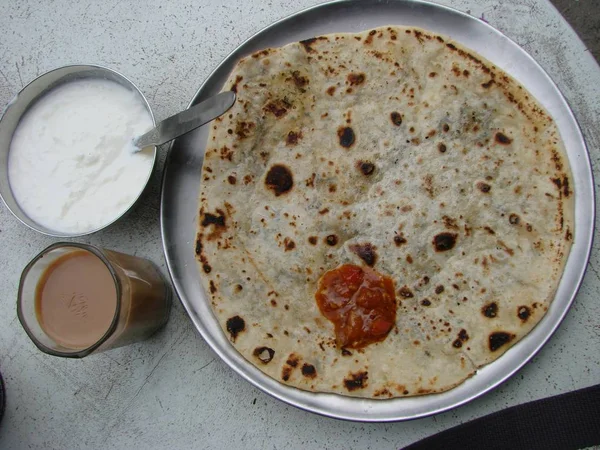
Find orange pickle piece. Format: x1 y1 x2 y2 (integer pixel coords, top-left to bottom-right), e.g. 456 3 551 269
315 264 397 349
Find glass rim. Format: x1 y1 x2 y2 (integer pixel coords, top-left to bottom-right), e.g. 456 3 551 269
17 242 122 358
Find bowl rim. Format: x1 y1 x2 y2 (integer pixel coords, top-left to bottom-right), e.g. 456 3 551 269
0 63 157 238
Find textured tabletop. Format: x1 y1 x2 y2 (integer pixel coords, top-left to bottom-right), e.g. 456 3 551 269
0 1 598 448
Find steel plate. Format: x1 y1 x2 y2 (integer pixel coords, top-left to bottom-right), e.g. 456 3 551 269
160 0 594 421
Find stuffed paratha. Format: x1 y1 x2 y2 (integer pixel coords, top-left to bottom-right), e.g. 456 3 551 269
195 26 574 398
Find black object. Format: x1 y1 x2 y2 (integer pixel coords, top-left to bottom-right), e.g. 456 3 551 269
404 384 600 450
0 370 4 424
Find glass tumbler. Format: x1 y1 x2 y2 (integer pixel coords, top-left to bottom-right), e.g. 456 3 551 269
17 242 171 358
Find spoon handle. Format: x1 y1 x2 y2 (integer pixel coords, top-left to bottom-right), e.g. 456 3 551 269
133 91 236 150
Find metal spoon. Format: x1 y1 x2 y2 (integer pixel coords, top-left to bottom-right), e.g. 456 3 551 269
132 91 236 152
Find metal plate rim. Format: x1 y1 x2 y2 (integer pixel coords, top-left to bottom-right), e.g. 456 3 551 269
160 0 595 422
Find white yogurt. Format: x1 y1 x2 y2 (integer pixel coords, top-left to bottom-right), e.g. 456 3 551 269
8 79 154 234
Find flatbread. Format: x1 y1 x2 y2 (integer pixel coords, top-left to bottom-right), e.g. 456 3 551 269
195 26 574 398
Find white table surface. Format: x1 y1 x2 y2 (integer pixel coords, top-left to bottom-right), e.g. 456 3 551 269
0 1 599 448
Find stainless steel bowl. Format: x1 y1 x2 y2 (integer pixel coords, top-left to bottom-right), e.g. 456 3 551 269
0 64 157 237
